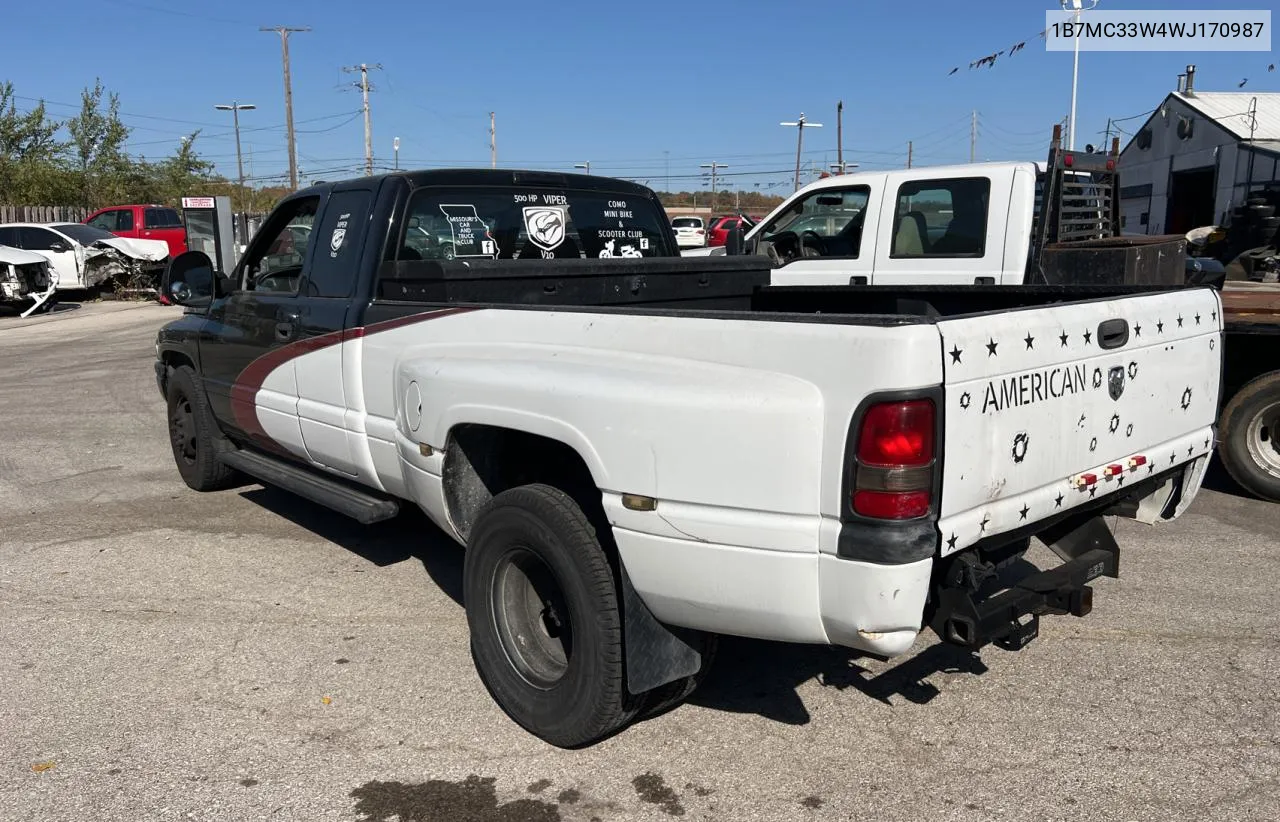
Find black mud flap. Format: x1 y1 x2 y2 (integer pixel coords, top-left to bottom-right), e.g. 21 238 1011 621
928 515 1119 651
620 564 706 695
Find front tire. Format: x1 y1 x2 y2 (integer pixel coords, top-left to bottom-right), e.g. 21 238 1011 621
463 484 637 748
1218 371 1280 502
166 365 239 492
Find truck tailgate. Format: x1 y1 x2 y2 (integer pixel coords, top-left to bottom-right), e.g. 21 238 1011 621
937 287 1222 554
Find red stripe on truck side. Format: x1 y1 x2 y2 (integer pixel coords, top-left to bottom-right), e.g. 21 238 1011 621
229 307 480 450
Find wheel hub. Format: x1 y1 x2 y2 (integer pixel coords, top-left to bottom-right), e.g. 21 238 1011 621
1246 401 1280 476
492 547 573 689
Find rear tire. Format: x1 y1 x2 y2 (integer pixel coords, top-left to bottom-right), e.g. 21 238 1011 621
166 365 239 492
464 483 638 748
1218 372 1280 502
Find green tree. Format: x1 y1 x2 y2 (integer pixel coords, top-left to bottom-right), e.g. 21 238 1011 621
0 82 64 201
65 78 131 207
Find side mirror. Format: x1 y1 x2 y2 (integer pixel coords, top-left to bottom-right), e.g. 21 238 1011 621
162 250 217 307
725 222 745 256
48 241 69 253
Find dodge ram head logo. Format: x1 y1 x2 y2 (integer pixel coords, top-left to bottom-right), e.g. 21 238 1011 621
523 206 567 252
1108 366 1126 401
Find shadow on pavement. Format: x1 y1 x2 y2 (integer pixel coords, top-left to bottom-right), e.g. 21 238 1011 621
688 635 987 726
237 484 995 728
0 301 82 320
237 485 465 606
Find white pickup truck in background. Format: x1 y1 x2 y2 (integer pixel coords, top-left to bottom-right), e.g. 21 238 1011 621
156 169 1223 748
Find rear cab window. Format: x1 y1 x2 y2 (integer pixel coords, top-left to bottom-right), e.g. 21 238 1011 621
144 208 183 229
390 184 676 262
672 217 703 229
890 177 991 258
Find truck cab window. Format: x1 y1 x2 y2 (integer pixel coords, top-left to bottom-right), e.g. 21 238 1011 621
391 186 672 263
758 185 870 264
891 177 991 258
240 197 320 294
304 190 372 298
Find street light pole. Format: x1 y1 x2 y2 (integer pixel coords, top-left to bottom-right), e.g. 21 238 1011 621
214 102 256 188
1061 0 1099 151
780 113 823 192
393 136 400 170
574 161 591 174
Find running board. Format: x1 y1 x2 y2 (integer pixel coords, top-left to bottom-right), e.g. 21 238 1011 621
220 449 400 525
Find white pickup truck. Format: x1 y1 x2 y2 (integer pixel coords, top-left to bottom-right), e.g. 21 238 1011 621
155 169 1222 748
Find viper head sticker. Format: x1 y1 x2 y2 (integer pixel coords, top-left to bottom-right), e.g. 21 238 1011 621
523 206 567 252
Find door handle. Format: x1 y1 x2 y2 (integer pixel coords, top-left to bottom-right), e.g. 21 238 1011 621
1098 318 1129 350
275 311 300 342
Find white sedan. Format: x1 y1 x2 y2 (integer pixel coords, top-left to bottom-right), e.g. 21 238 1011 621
0 222 170 292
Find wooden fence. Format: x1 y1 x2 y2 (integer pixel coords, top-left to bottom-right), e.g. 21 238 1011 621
0 205 90 223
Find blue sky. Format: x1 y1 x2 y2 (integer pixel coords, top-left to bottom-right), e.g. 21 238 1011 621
5 0 1275 191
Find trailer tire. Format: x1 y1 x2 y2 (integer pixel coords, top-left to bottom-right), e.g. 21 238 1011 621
464 483 638 748
1218 372 1280 502
1247 204 1276 219
166 365 239 492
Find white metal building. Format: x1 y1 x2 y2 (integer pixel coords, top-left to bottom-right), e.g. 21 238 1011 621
1117 66 1280 236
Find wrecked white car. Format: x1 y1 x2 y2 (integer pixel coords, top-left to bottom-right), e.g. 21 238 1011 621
0 223 170 293
0 244 56 317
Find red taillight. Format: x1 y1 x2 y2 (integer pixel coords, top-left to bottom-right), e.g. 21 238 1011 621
1064 154 1074 167
852 399 936 520
856 400 935 467
1105 159 1116 171
853 490 931 519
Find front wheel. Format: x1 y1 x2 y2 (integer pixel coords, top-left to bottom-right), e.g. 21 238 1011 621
1218 371 1280 502
463 484 638 748
166 365 239 492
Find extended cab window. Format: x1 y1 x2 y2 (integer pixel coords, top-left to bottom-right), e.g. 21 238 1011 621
145 208 182 229
239 197 320 294
891 177 990 258
760 185 870 260
304 190 372 298
393 186 673 262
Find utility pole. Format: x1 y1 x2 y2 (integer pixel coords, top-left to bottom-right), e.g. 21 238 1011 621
700 161 727 210
393 136 400 170
489 112 496 168
907 141 913 169
664 150 670 193
1101 118 1112 153
214 101 256 188
780 113 823 192
970 109 977 163
343 62 382 176
260 25 310 191
836 100 844 170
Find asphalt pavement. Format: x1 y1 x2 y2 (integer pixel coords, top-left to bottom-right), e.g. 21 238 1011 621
2 302 1278 822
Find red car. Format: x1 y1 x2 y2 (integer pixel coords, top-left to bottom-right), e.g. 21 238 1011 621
84 204 188 258
705 215 757 247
